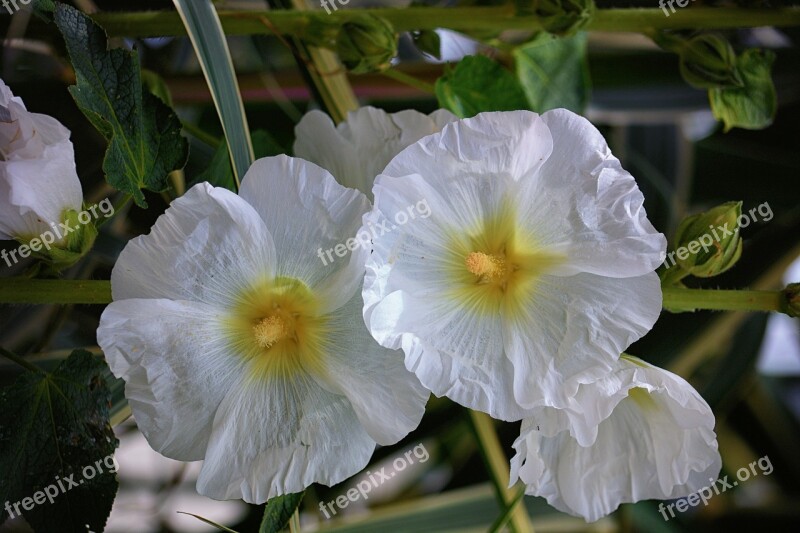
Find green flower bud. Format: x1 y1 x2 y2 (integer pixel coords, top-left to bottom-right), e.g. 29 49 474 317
671 201 742 278
652 32 743 90
21 207 98 274
336 15 397 74
517 0 595 36
679 34 743 89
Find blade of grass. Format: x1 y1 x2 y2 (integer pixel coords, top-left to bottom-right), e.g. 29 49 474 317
172 0 254 187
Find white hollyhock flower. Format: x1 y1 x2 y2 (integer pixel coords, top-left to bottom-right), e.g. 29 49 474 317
293 106 457 197
0 79 83 242
362 109 667 421
509 355 722 522
97 155 428 502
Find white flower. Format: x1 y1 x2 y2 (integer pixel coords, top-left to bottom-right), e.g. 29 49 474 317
362 109 667 421
293 106 456 197
97 155 428 503
509 355 722 522
0 79 83 242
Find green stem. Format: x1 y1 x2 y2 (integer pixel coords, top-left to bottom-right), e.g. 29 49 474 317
0 347 43 373
96 193 132 228
92 8 800 38
0 279 112 305
662 287 789 314
382 68 435 94
468 410 534 533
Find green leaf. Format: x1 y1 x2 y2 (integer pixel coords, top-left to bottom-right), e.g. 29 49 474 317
192 130 285 192
435 55 530 118
259 492 304 533
173 0 254 186
53 4 188 208
513 32 590 114
141 69 174 107
0 350 119 532
709 49 776 132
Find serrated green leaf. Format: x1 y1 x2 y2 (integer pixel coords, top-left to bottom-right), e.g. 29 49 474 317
514 32 590 113
709 49 776 132
173 0 254 186
435 55 530 118
0 350 119 532
53 4 188 208
259 492 304 533
192 130 285 192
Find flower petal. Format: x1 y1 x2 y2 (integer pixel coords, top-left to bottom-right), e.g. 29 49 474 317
319 290 429 444
505 272 663 412
293 106 457 197
97 298 243 461
110 182 276 306
239 155 371 313
510 358 722 522
195 373 375 503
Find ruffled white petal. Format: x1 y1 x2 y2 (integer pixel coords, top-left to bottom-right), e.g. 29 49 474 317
111 182 276 306
319 289 429 444
517 109 667 277
504 272 662 412
509 358 722 522
97 298 244 461
239 155 371 313
196 371 376 503
0 80 82 241
293 106 457 197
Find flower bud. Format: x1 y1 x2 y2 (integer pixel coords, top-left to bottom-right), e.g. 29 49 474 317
517 0 595 36
679 34 743 89
336 15 397 74
672 201 742 278
652 32 742 89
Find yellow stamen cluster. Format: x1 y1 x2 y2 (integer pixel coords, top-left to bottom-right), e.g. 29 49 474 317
465 252 508 282
253 315 290 349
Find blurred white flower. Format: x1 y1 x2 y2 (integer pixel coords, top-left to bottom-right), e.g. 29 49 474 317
509 355 721 522
293 106 456 198
362 109 667 421
0 79 83 242
97 155 428 503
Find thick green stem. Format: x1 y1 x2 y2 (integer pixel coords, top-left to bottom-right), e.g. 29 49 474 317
0 279 112 305
91 7 800 39
662 287 789 314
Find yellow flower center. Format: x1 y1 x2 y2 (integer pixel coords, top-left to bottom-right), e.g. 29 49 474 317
253 315 290 348
445 198 564 317
465 252 510 284
224 276 329 382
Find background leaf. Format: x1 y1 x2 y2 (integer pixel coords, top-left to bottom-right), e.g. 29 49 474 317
259 492 304 533
435 55 530 118
0 350 119 532
53 4 189 208
514 32 591 114
709 49 777 131
192 130 286 192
